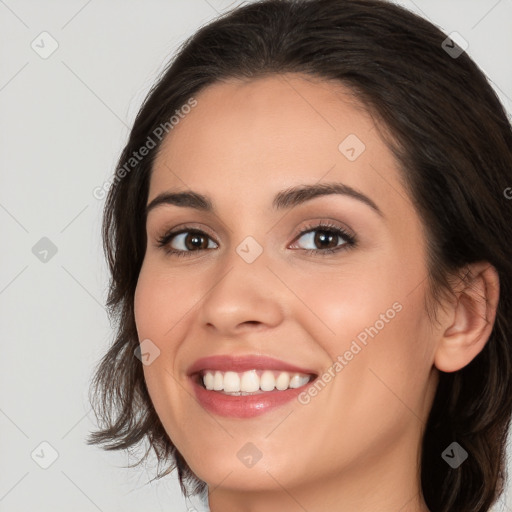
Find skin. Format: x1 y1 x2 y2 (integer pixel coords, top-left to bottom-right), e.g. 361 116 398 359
133 73 499 512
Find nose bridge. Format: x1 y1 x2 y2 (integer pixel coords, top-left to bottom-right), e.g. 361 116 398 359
197 234 284 333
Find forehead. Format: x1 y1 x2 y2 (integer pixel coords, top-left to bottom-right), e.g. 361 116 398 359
149 73 408 216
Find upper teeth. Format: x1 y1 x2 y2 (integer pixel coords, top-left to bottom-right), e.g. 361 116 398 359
202 370 312 393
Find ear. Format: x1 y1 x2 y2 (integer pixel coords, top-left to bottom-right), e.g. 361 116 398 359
434 262 500 373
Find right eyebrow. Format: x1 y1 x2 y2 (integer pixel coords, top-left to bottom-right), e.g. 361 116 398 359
146 191 213 216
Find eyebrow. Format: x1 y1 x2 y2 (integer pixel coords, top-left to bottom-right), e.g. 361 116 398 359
145 182 383 217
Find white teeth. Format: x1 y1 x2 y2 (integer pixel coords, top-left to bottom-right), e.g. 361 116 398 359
276 372 290 390
203 371 214 390
223 371 240 392
213 371 223 391
289 374 307 389
260 370 276 391
201 369 312 393
240 370 260 392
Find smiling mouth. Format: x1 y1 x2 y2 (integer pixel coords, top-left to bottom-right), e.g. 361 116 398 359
194 369 317 395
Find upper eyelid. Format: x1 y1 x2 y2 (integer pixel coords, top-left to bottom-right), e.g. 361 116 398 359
160 221 350 237
157 222 354 248
161 224 218 242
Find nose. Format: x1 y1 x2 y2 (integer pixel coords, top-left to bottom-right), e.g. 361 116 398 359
197 246 285 337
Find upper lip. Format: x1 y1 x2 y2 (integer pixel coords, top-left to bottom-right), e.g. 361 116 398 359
187 355 318 377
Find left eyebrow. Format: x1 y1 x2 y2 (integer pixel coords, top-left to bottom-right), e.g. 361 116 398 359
145 181 383 218
272 182 383 217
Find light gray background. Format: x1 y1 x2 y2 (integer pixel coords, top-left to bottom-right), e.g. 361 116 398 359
0 1 511 511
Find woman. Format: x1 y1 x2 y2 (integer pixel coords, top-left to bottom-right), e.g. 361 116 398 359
87 0 512 511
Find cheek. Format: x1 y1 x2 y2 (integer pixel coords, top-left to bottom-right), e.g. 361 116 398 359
286 264 405 354
292 257 434 400
133 264 193 436
134 262 191 338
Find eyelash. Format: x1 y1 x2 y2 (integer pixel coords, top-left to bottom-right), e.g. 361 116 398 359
156 221 357 258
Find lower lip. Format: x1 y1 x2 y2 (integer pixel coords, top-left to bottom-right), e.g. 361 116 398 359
190 376 314 418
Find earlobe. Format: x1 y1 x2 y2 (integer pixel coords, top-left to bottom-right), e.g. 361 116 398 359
434 262 500 373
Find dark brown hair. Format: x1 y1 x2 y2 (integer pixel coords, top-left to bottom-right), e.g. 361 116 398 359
87 1 512 510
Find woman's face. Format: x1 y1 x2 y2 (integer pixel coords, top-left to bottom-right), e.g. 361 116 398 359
134 74 440 500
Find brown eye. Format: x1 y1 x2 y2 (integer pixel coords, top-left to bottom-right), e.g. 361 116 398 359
180 232 210 251
312 230 341 250
157 228 218 256
291 223 355 255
